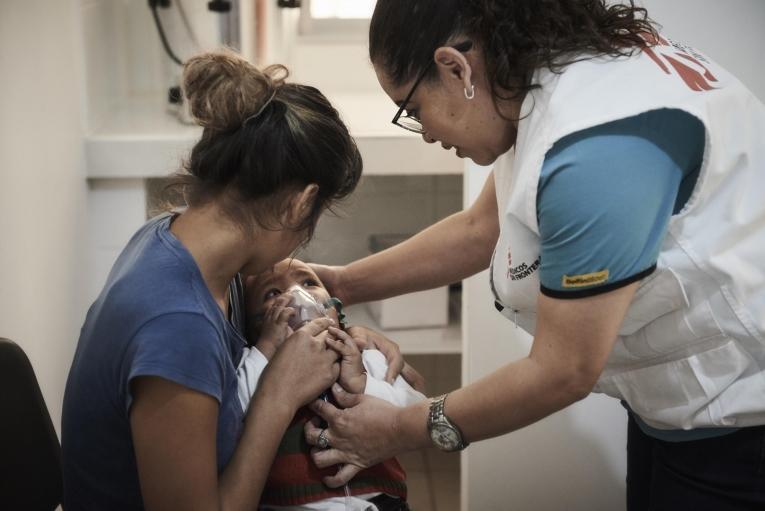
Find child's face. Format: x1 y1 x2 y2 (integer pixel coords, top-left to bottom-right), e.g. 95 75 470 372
246 259 339 324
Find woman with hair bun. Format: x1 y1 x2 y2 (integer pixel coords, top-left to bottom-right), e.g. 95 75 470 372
61 51 370 510
307 1 765 508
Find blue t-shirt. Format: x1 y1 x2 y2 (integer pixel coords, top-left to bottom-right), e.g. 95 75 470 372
536 109 738 441
62 214 247 510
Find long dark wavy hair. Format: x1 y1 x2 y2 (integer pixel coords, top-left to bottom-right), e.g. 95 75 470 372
370 0 658 104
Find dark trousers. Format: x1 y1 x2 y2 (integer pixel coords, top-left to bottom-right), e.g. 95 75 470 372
627 413 765 511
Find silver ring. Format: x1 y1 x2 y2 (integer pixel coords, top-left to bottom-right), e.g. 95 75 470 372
317 428 330 449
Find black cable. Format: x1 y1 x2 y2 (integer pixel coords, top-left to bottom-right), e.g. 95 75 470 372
149 1 184 66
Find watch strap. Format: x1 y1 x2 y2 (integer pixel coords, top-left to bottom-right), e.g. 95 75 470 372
428 393 469 451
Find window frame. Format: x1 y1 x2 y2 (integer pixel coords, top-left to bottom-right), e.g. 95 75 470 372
298 0 372 40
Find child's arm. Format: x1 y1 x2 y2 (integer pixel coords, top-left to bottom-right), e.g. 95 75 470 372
236 347 270 412
326 327 426 408
237 296 295 410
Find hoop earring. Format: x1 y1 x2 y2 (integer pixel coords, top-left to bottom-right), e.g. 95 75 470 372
464 84 475 100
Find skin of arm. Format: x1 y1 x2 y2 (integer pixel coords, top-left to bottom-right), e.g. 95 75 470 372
130 319 339 511
305 283 639 485
313 171 498 306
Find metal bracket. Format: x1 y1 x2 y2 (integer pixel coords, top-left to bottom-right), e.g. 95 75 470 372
208 0 232 12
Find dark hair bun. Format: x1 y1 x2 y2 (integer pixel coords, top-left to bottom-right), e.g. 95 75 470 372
182 50 288 131
177 51 362 242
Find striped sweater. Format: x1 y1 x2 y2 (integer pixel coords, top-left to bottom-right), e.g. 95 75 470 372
260 407 407 506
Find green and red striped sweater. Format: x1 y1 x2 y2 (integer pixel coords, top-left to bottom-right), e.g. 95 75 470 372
260 407 407 506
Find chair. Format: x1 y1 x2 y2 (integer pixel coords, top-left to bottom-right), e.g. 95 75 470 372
0 338 63 510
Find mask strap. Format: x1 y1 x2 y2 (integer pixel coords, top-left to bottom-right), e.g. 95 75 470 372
325 297 347 329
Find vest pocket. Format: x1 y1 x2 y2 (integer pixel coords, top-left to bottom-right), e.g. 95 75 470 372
618 268 724 357
599 336 758 429
619 268 688 337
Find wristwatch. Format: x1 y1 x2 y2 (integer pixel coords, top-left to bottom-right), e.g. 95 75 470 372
427 394 469 452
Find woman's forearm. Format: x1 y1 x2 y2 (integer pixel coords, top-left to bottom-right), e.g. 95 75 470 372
343 173 499 305
396 285 638 450
344 212 491 303
444 357 586 442
220 323 340 510
130 377 298 511
395 355 587 452
218 392 295 510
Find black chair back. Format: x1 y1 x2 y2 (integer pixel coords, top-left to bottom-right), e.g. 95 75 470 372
0 338 63 510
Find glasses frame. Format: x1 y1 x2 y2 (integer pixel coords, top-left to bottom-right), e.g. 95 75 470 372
391 40 474 134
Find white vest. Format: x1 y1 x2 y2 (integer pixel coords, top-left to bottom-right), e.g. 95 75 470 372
490 36 765 430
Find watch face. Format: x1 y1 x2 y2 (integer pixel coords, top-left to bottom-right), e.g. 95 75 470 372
431 423 460 450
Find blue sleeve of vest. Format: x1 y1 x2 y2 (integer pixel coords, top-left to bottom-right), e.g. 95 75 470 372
537 109 705 298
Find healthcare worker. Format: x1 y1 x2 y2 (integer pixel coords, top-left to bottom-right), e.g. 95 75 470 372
305 1 765 509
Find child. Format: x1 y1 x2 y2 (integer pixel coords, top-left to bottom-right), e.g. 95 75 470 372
239 258 425 511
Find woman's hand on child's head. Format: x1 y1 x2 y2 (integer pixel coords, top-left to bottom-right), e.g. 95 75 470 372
308 263 349 304
325 327 366 394
256 295 295 360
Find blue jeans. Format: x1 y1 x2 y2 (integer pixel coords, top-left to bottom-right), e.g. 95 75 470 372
627 413 765 510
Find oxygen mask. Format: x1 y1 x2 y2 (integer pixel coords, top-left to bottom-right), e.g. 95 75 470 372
285 286 329 330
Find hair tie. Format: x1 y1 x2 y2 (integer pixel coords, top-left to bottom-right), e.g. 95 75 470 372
241 89 278 128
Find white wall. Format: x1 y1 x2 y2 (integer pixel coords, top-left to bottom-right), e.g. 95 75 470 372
0 0 88 434
640 0 765 100
462 2 765 510
81 0 249 131
289 41 380 94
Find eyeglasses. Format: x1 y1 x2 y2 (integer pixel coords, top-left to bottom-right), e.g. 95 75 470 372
391 40 474 134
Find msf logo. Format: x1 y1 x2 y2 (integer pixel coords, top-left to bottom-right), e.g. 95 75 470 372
641 33 719 92
506 250 540 281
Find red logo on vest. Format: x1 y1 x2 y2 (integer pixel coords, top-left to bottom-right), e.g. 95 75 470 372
641 33 719 92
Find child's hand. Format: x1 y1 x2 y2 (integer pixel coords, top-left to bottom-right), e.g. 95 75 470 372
325 326 366 394
256 295 295 360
